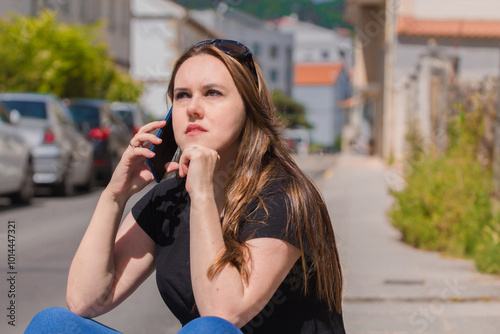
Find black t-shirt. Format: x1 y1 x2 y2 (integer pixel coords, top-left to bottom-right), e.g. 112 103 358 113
131 176 346 333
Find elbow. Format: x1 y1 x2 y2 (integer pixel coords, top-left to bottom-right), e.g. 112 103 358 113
66 289 104 318
198 304 252 328
66 275 115 318
66 297 91 318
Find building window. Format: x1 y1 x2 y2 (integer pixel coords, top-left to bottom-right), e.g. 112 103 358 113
61 1 70 14
270 45 278 59
79 0 86 22
322 50 330 60
286 69 292 85
270 69 278 83
253 43 260 57
30 0 38 16
92 0 100 23
79 0 100 23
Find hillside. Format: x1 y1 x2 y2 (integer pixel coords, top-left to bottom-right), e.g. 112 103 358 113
173 0 347 29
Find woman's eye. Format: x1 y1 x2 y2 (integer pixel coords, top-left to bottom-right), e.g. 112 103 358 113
175 92 189 100
206 89 221 97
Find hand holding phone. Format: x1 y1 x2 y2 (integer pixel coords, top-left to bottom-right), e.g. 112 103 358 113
146 107 178 183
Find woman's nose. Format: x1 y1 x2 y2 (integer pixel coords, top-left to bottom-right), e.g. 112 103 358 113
186 96 204 119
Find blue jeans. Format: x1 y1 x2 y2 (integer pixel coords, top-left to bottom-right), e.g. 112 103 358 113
25 307 243 334
24 308 122 333
178 316 243 334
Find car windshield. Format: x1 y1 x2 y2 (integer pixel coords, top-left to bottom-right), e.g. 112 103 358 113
1 100 46 119
69 105 100 130
0 102 8 122
113 109 134 130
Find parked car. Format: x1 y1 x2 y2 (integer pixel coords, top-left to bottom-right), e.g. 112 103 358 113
0 93 95 196
67 99 130 182
110 102 150 136
0 102 35 204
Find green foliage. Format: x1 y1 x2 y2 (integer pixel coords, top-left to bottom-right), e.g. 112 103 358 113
272 90 312 129
389 106 494 260
174 0 348 29
333 134 342 151
105 71 144 103
309 142 329 154
0 11 142 102
474 224 500 274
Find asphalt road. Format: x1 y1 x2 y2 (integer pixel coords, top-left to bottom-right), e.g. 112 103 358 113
0 184 181 334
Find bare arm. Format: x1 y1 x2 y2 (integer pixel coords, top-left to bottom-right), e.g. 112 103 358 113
190 197 299 327
66 198 156 317
66 121 165 317
171 145 300 327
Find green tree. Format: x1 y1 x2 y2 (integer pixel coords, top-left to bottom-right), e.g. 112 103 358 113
272 90 312 129
173 0 348 29
0 11 142 102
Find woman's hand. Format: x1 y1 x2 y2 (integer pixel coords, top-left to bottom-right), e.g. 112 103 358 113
106 120 166 202
167 144 220 202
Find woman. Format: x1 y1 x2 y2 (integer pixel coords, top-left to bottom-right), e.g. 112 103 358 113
25 40 345 333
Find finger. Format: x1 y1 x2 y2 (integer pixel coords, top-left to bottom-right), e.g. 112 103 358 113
137 120 167 135
128 147 155 159
178 161 189 178
138 168 155 183
166 162 179 174
177 153 190 178
131 133 162 147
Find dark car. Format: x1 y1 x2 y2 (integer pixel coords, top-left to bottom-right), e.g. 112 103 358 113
0 102 35 204
68 99 130 182
110 102 150 136
0 93 95 196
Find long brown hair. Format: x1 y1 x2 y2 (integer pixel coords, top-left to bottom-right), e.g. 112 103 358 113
167 43 343 313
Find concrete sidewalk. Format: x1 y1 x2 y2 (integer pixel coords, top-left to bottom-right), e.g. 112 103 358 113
303 153 500 334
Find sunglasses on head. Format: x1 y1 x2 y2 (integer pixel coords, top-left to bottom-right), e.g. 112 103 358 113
194 39 258 83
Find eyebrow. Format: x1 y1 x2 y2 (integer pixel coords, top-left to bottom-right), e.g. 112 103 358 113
173 83 226 93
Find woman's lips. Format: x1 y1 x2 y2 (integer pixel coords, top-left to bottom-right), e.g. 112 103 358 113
186 124 207 135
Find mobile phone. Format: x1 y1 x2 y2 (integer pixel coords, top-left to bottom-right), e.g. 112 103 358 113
147 107 178 183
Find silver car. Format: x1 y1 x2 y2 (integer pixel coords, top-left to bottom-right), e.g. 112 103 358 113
0 93 95 196
0 103 35 204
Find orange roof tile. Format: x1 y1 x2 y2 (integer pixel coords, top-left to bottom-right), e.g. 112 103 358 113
294 63 343 85
398 16 500 39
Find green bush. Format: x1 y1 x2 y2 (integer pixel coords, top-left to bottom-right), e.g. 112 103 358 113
475 224 500 274
389 106 494 260
0 10 142 102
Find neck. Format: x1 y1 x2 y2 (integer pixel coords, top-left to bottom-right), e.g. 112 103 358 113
213 151 237 211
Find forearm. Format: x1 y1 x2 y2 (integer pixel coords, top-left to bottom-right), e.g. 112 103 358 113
67 189 128 316
189 196 248 324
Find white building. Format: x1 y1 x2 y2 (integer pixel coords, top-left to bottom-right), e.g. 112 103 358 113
273 16 353 150
274 15 353 66
190 6 294 95
293 63 350 149
130 0 218 118
345 0 500 160
391 0 500 160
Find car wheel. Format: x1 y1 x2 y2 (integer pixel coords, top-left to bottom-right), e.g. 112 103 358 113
10 160 35 205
